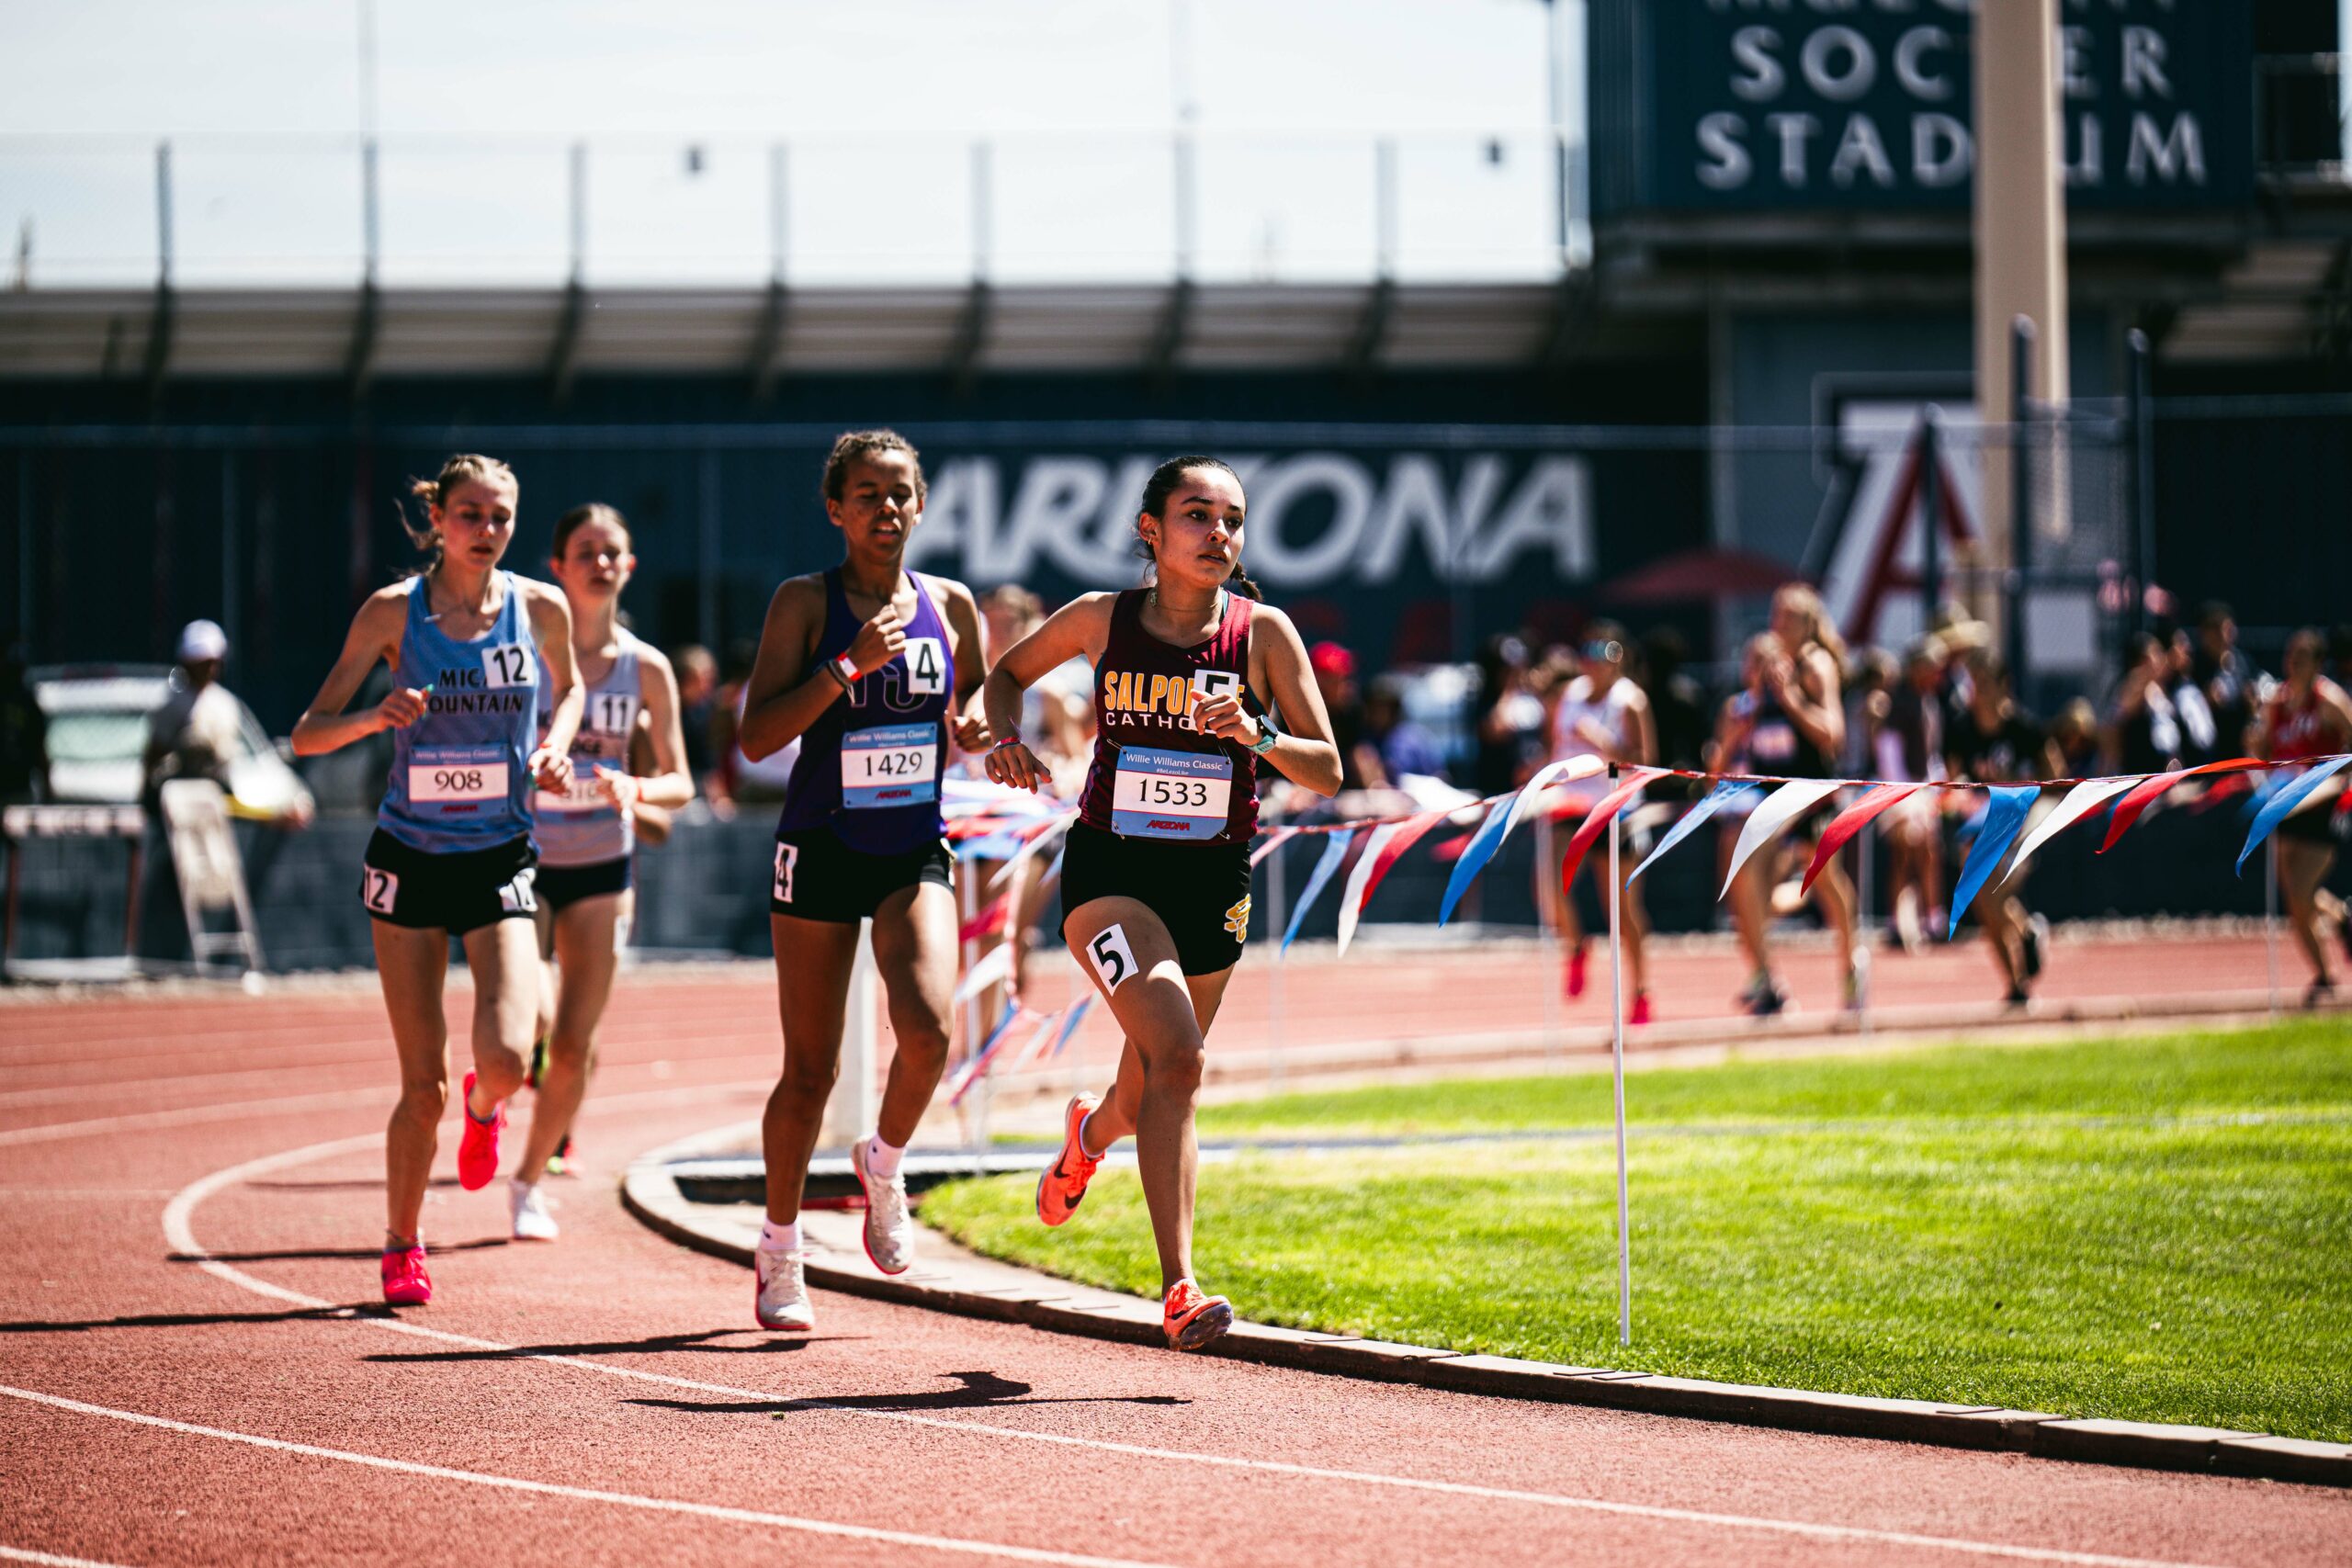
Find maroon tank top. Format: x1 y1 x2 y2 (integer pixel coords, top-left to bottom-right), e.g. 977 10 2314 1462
1078 588 1261 845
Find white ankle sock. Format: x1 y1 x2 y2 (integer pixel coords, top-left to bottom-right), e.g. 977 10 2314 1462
1077 1109 1103 1159
865 1135 904 1179
759 1219 801 1253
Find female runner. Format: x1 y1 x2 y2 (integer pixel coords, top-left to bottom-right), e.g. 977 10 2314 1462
984 456 1341 1350
2256 628 2352 1004
291 454 581 1305
738 430 989 1332
1716 585 1857 1016
509 502 695 1239
1541 622 1657 1022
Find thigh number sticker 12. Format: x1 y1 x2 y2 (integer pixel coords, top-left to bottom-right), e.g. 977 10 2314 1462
1112 747 1232 840
843 723 939 808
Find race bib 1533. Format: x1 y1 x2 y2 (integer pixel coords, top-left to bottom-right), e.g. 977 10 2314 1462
1111 747 1232 840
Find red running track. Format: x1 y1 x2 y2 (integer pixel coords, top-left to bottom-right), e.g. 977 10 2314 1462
1 967 2346 1567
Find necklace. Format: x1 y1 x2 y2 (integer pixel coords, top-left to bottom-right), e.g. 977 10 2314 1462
1148 584 1226 626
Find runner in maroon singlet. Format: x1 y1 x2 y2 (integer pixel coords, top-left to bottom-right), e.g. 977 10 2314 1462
2256 628 2352 1003
982 457 1341 1350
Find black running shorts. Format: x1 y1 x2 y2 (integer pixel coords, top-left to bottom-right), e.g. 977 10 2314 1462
1058 821 1253 976
536 856 633 912
360 829 538 934
769 825 953 925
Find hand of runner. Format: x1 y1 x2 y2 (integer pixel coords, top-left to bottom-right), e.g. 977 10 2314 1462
597 770 640 813
1194 692 1255 747
986 739 1046 793
530 747 573 795
375 686 428 731
848 605 906 677
953 708 992 752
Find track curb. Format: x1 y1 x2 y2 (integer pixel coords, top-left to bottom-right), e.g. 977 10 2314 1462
622 1123 2352 1490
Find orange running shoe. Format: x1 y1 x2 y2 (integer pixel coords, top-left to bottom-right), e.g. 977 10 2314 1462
1566 942 1588 998
457 1071 503 1191
380 1244 432 1306
1035 1093 1102 1227
1161 1279 1234 1351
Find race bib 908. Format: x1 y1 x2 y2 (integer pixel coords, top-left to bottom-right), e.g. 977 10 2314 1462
410 745 509 808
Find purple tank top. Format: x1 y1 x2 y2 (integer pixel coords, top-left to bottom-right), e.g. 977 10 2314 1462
775 569 954 855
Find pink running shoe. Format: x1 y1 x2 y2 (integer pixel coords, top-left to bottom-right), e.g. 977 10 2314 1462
381 1245 432 1306
457 1071 503 1192
1566 944 1589 998
1035 1093 1102 1228
1628 992 1653 1027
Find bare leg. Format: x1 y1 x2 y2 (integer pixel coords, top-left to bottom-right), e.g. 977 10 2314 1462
458 917 537 1117
762 913 859 1224
1811 852 1857 977
1980 887 2025 994
372 922 450 1245
1062 897 1232 1292
2278 840 2339 986
867 880 959 1149
1729 852 1773 984
1615 845 1649 998
516 889 629 1177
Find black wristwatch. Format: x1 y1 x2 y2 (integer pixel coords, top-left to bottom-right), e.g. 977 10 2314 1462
1246 712 1281 755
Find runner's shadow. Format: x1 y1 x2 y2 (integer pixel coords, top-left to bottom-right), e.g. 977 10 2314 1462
244 1178 468 1191
170 1237 511 1264
364 1329 857 1362
0 1303 394 1334
630 1371 1189 1415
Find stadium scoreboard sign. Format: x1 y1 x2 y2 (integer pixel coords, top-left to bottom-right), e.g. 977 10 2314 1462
1590 1 2253 216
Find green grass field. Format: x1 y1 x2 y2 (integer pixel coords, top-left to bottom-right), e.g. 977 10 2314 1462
922 1021 2352 1441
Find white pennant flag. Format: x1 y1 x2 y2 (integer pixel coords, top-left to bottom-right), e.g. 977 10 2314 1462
2006 776 2137 876
1721 779 1849 898
951 942 1016 1005
1333 820 1403 959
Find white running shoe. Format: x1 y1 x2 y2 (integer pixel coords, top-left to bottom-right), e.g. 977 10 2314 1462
509 1179 559 1242
852 1136 914 1276
753 1242 814 1332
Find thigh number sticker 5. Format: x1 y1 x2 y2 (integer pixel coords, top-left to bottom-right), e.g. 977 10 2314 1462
1088 923 1139 994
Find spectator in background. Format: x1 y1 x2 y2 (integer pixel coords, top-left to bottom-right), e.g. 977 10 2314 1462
143 620 246 804
1637 626 1707 776
2328 624 2352 698
1943 650 2059 1007
0 643 48 805
1879 637 1949 950
2193 603 2257 758
1361 675 1448 786
1310 640 1370 793
672 643 719 784
2165 627 2218 765
2050 697 2100 779
1847 645 1900 778
1473 634 1547 795
2107 632 2182 774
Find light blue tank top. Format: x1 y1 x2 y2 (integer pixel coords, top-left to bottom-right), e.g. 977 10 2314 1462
534 630 641 868
378 571 540 853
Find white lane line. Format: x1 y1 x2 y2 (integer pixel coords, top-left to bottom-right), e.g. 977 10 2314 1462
0 1384 1171 1568
0 1547 139 1568
2 1074 767 1150
161 1122 2245 1568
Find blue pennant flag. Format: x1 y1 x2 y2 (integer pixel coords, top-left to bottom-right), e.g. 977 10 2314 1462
1283 829 1358 952
1629 780 1758 884
1949 784 2039 933
2238 756 2352 874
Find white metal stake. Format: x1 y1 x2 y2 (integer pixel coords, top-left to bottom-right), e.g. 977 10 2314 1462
1857 819 1874 1042
1610 795 1631 1348
1266 838 1287 1094
2266 843 2281 1021
960 862 987 1153
1537 809 1560 1068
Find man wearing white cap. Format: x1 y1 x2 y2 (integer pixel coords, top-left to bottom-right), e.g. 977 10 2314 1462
143 618 245 802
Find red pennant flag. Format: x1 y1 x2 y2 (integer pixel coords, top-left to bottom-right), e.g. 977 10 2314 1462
1804 782 1930 895
2098 757 2263 853
1355 809 1450 915
1557 769 1668 901
958 896 1011 944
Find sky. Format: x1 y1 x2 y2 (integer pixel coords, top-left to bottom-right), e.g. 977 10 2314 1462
0 1 1583 286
